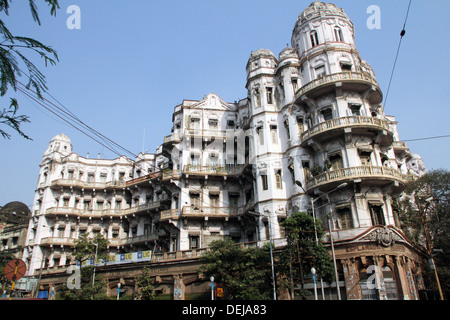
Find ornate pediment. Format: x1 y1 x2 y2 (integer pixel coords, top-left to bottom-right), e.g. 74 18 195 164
190 93 235 111
356 226 408 247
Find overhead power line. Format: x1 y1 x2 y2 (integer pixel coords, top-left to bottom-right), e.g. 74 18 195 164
383 0 412 108
17 81 138 159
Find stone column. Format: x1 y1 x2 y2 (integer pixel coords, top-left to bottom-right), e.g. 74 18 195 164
173 274 185 300
341 258 361 300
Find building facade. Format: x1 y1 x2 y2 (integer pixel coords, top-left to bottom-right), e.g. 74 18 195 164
0 201 31 259
23 2 427 299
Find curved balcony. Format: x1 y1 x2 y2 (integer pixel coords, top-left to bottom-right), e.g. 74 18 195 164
50 179 125 190
183 165 245 178
295 72 382 104
301 116 391 146
40 237 76 247
159 206 243 221
305 165 407 191
45 207 123 219
126 171 161 188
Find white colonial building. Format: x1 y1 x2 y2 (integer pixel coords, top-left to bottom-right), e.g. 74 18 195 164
23 2 427 299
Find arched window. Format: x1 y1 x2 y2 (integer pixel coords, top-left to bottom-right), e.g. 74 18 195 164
359 268 378 300
334 27 344 42
382 266 399 300
310 30 319 47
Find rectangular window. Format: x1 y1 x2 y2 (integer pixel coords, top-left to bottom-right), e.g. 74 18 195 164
334 27 344 42
209 194 219 207
350 104 361 116
68 170 74 180
261 174 268 190
321 108 333 121
336 207 353 229
190 193 200 208
229 194 239 207
208 119 218 128
360 151 371 166
257 127 264 145
96 201 104 211
315 65 326 78
275 170 282 189
341 63 352 72
329 153 343 170
291 78 298 93
369 205 385 226
283 120 291 139
270 125 278 144
310 30 319 47
297 117 304 134
266 87 273 104
189 235 199 249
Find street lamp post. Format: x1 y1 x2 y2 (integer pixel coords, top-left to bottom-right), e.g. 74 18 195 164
210 276 215 300
248 211 277 300
92 242 98 288
311 267 318 300
296 181 346 300
117 283 121 300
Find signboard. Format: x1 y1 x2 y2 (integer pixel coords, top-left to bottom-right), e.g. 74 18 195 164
4 259 27 281
77 250 152 267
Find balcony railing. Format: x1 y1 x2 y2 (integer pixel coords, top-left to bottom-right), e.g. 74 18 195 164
182 206 243 218
184 129 229 139
51 179 125 190
163 132 182 144
183 165 245 176
40 237 77 246
160 206 243 221
160 209 182 221
301 116 390 142
125 171 161 187
295 71 380 98
122 195 169 215
305 165 406 190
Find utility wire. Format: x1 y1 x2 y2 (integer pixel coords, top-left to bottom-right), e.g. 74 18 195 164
403 134 450 142
383 0 412 108
17 81 138 159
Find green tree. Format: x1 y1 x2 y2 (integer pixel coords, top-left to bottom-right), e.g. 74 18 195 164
73 233 109 266
58 266 108 300
399 169 450 295
280 211 334 299
199 239 272 300
0 0 59 140
0 251 15 291
58 234 110 300
135 267 156 300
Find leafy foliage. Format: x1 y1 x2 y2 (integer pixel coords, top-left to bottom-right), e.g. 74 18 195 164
399 169 450 292
135 267 156 300
57 266 108 300
199 239 273 300
73 233 110 265
280 212 334 299
0 0 59 140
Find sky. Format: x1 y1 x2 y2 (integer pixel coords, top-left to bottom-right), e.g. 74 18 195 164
0 0 449 208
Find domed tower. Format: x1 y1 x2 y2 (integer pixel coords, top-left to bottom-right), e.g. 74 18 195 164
44 133 73 159
288 2 422 300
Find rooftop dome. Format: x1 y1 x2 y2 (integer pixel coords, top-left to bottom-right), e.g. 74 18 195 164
294 2 349 30
249 48 277 60
51 133 71 142
0 201 31 219
278 46 299 61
